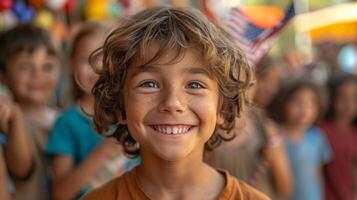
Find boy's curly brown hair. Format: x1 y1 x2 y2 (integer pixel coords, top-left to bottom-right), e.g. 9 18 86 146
90 6 253 157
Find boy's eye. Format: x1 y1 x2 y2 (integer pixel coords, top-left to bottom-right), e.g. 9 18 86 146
186 81 204 89
139 80 159 88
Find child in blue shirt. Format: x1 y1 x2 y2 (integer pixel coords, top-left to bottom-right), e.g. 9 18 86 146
268 77 331 200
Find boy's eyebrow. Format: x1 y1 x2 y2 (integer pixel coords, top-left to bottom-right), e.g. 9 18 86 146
132 65 212 78
132 65 158 76
185 67 213 78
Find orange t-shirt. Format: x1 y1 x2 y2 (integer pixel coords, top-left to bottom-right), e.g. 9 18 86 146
81 167 270 200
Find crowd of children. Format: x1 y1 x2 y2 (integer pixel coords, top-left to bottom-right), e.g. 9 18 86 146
0 4 356 200
0 23 139 200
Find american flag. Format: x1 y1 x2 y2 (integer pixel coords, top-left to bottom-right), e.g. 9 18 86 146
225 2 295 67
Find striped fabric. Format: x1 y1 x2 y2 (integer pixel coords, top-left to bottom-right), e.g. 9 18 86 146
87 156 140 190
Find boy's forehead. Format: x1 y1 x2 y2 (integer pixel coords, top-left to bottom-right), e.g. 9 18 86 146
133 42 205 68
129 49 217 83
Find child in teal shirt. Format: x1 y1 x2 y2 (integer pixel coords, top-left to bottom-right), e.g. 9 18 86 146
46 23 139 200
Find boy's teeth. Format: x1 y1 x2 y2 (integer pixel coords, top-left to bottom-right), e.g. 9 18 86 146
153 125 191 134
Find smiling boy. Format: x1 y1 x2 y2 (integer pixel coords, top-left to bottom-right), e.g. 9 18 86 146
82 7 270 200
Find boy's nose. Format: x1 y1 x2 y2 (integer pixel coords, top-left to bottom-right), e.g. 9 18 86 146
158 87 186 114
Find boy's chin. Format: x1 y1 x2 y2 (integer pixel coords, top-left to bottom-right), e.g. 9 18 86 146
158 156 196 163
151 145 203 162
157 152 190 162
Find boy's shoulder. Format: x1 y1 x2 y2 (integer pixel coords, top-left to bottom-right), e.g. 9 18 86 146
217 169 271 200
81 168 141 200
81 168 270 200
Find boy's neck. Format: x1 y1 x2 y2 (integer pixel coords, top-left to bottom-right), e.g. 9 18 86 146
137 147 225 199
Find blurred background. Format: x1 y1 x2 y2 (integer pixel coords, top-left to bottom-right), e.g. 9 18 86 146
0 1 356 200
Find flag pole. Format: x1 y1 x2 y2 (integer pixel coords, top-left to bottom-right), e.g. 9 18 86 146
293 0 313 64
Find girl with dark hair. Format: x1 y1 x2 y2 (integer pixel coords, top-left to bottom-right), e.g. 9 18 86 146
268 77 331 200
319 73 357 200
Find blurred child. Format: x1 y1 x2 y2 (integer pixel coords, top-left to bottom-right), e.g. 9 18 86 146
46 23 139 200
0 24 61 200
320 73 357 200
82 7 270 200
207 73 292 199
268 77 331 200
254 57 282 111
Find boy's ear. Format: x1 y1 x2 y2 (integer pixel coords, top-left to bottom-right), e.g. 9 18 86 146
115 111 127 125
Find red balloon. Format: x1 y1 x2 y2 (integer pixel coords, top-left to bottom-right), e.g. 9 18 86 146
119 0 130 9
63 0 75 12
0 0 13 11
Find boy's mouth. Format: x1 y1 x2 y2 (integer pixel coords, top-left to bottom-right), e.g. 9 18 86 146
150 125 194 135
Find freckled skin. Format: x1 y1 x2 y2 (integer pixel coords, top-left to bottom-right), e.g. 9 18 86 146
120 47 221 162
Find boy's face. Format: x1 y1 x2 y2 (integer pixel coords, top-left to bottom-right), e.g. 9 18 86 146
2 47 60 105
120 46 222 161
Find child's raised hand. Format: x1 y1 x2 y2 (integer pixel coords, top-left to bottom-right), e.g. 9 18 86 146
0 95 22 134
262 120 283 163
